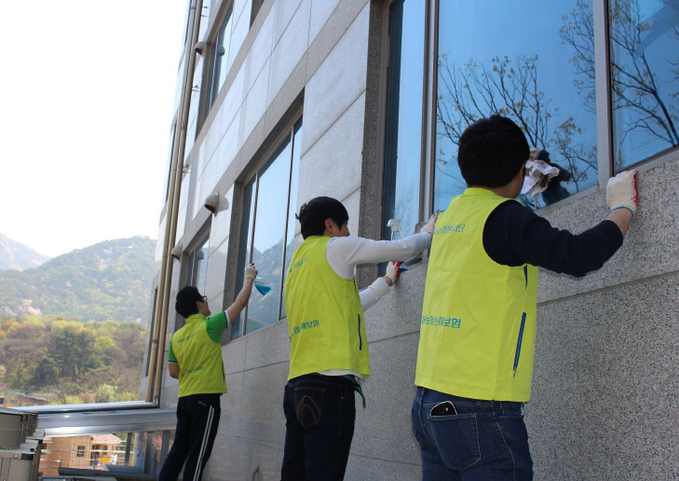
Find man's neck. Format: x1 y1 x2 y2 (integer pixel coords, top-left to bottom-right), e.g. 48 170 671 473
468 185 517 199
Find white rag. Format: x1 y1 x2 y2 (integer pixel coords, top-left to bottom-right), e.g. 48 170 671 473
521 148 560 203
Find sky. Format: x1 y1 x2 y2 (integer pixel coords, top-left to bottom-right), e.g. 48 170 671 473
0 1 188 258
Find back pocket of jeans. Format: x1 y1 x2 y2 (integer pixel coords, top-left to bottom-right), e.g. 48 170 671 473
295 388 324 429
428 413 481 470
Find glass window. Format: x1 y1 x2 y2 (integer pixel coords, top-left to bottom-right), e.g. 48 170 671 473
231 119 302 338
187 236 209 295
435 0 598 210
206 4 234 116
173 236 209 331
382 0 426 240
384 0 679 220
382 0 657 219
280 124 303 319
608 0 679 169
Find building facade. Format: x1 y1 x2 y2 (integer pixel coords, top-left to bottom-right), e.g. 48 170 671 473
142 0 679 479
39 434 123 475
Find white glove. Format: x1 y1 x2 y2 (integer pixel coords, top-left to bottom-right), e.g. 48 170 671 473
419 212 439 235
385 261 401 286
606 170 638 215
245 263 258 280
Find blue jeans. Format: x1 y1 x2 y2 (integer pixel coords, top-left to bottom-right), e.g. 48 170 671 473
281 374 356 481
412 387 533 481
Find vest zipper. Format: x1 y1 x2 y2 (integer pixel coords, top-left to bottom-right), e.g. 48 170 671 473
358 314 363 350
513 312 527 377
523 265 528 287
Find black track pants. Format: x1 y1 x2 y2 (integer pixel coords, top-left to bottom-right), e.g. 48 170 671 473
158 393 221 481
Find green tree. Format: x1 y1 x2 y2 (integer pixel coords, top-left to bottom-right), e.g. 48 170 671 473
95 384 116 403
32 347 60 385
7 317 46 340
3 341 37 389
50 322 98 381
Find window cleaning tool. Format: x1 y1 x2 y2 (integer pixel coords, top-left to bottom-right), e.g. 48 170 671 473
387 218 402 240
254 278 271 296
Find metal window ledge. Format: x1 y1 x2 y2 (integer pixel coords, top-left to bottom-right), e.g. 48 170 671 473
19 402 175 436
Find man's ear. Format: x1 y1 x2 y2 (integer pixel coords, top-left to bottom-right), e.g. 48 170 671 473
324 218 335 232
516 163 526 182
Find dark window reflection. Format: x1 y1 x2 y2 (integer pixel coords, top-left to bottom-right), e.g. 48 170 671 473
188 236 209 295
435 0 598 210
608 0 679 169
207 4 234 115
177 236 210 331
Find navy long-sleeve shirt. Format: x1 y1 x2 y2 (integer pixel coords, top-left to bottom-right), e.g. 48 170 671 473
483 200 624 277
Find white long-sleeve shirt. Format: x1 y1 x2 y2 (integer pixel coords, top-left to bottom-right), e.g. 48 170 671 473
325 232 432 310
318 232 432 380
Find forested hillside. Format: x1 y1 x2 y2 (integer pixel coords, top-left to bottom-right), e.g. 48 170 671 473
0 236 156 406
0 236 155 325
0 316 147 406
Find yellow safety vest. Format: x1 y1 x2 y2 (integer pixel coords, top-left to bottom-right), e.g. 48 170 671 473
415 188 538 402
171 315 227 397
284 235 369 381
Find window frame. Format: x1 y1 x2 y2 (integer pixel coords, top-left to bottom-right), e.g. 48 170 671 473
186 234 210 294
382 0 677 226
230 117 302 339
202 1 235 121
173 230 211 332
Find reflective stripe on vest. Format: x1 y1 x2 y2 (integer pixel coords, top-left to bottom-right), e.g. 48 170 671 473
415 188 538 402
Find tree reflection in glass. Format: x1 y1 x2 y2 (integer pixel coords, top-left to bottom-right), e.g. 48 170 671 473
606 0 678 168
435 0 599 210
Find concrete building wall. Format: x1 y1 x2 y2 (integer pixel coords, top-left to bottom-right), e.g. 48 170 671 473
146 0 679 479
528 156 679 480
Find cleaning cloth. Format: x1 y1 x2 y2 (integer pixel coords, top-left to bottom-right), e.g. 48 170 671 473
521 148 560 203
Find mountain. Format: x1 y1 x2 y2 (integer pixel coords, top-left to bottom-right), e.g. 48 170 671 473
0 233 51 270
0 236 156 325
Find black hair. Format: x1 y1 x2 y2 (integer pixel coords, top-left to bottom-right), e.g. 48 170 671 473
175 286 202 318
457 115 530 188
296 196 349 239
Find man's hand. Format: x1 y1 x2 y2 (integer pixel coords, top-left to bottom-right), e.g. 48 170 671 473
606 170 638 215
385 261 402 286
227 263 257 321
420 211 440 235
245 263 258 280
